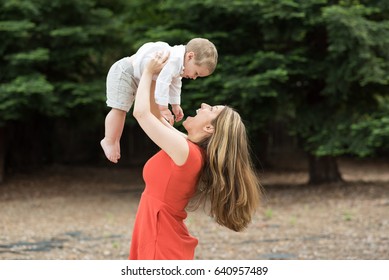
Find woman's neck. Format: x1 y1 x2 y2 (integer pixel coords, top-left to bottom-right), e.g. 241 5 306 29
187 132 208 146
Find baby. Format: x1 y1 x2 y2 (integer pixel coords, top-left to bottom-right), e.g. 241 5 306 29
101 38 218 163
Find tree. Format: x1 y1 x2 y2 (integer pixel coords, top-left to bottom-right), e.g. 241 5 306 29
129 0 290 167
2 0 389 185
290 1 389 183
126 0 389 184
0 0 130 182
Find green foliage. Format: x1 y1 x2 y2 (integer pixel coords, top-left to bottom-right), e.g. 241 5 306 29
348 95 389 156
0 74 54 120
1 0 389 162
122 0 389 158
0 0 130 125
323 5 389 91
300 2 389 157
133 0 297 136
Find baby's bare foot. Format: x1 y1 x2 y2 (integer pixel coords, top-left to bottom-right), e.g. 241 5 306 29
100 138 120 163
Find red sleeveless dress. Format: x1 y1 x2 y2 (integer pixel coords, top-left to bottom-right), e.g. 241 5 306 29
129 140 204 260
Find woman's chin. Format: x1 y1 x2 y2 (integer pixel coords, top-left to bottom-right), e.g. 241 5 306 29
182 116 192 127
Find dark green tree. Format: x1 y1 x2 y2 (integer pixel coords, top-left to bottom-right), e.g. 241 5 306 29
2 0 389 185
0 0 130 182
125 0 389 184
290 1 389 183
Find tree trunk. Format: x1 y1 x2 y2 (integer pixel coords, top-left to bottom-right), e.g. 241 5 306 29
308 155 343 184
0 126 5 184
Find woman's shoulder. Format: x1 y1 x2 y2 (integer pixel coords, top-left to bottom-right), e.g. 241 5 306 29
185 140 205 165
187 139 202 151
171 140 204 169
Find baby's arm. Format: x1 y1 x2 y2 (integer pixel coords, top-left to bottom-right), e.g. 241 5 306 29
150 80 175 125
169 77 184 122
171 104 184 122
154 56 184 124
152 81 185 136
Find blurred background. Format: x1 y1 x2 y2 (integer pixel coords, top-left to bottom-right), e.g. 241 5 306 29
0 0 388 260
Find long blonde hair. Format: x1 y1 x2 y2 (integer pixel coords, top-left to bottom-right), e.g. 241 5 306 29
189 106 262 232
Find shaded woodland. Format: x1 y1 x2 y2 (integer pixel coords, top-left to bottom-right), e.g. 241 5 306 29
1 0 389 183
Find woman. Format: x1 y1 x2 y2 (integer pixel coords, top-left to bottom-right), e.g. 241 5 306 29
130 53 262 260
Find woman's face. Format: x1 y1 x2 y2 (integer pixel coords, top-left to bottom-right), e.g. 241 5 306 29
183 103 224 132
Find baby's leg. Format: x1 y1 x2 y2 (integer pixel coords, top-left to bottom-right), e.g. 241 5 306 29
101 108 126 163
103 57 136 163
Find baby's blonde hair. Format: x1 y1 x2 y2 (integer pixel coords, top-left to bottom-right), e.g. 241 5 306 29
186 38 218 74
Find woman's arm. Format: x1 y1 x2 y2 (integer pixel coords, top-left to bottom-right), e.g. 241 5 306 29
160 118 188 138
150 80 188 138
133 54 189 166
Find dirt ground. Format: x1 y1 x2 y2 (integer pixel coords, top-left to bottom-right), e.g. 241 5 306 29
0 158 388 260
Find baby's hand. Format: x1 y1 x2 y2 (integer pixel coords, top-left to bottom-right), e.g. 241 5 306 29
159 106 174 125
171 104 184 122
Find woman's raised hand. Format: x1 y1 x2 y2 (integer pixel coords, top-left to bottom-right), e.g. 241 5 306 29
146 51 170 74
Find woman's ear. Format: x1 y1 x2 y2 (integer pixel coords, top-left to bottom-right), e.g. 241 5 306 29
203 124 214 134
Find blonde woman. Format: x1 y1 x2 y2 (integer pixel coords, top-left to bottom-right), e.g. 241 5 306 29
129 52 262 260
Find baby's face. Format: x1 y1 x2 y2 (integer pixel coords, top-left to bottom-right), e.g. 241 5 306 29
182 52 210 80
